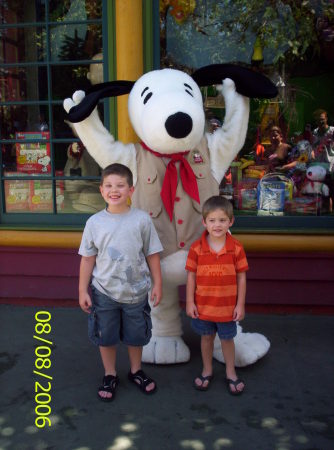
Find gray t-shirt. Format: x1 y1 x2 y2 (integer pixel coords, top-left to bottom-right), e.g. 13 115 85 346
79 207 163 303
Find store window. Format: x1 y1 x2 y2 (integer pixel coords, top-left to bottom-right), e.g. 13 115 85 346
160 0 334 227
0 0 105 224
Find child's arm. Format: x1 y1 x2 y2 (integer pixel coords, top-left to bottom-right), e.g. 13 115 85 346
146 253 162 307
186 271 199 319
78 255 96 313
233 271 246 321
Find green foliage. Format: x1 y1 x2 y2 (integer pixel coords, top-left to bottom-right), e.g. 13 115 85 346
58 30 89 61
210 0 334 64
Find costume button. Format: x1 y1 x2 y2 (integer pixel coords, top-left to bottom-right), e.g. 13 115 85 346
177 219 183 224
199 173 203 177
149 211 153 216
175 196 180 202
147 177 151 182
180 242 185 247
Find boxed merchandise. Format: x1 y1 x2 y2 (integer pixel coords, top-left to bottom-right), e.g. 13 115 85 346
285 196 322 215
234 180 259 210
257 173 294 216
4 173 30 212
16 131 51 174
29 179 64 212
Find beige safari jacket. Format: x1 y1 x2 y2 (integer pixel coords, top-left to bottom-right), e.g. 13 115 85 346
132 137 219 258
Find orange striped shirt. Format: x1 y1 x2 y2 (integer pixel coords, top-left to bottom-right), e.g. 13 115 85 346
185 231 249 322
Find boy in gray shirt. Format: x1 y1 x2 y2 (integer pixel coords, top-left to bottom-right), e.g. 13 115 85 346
79 163 163 401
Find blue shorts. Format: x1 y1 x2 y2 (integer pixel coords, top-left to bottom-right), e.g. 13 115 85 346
191 318 237 340
88 285 152 347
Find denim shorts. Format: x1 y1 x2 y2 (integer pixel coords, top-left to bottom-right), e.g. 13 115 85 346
191 318 237 340
88 285 152 347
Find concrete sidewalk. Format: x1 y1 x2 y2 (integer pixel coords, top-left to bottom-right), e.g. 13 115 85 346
0 304 334 450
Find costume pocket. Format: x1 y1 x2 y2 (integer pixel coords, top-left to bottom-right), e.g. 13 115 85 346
190 169 207 213
142 170 163 217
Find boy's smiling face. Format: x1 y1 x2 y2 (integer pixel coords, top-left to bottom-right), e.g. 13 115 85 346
100 173 134 213
202 208 234 239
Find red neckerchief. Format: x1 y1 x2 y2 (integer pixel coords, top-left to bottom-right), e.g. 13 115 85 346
141 142 200 221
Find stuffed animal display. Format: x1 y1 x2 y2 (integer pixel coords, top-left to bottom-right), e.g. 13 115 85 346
64 64 277 365
301 164 329 196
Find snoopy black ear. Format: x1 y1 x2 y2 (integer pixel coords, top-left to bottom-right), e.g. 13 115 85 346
192 64 278 99
66 80 134 123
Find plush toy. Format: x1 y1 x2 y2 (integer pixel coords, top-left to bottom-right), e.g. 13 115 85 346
301 164 329 196
64 64 277 365
280 140 313 192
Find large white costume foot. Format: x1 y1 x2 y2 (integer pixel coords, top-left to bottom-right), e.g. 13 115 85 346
142 336 190 364
213 324 270 367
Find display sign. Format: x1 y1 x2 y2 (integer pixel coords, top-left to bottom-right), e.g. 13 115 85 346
16 131 51 174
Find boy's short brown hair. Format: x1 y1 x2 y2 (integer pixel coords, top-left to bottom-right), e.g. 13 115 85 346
100 163 133 187
202 195 234 220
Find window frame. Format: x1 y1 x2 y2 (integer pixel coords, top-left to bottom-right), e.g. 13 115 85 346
155 1 334 233
1 1 333 233
0 0 109 227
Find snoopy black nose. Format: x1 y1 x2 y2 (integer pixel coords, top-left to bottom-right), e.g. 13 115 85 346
165 112 193 139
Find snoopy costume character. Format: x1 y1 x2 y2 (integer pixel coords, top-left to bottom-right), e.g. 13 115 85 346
64 64 277 365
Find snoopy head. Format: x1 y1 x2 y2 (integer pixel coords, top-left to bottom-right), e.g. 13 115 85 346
65 63 278 151
128 69 205 154
38 155 51 166
306 165 327 182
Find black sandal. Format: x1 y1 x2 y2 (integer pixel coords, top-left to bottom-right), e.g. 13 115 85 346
128 370 157 395
226 378 244 396
98 375 119 402
193 374 214 391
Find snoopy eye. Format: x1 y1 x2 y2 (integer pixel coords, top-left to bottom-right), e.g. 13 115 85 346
141 87 152 104
184 83 194 97
143 92 152 104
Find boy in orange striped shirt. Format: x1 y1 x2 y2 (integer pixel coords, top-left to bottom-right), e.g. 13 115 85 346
185 196 248 395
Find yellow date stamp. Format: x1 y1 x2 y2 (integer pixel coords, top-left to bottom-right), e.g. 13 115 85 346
33 310 53 428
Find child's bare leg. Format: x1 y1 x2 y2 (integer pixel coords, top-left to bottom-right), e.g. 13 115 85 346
221 339 244 393
128 345 155 392
99 345 117 399
194 334 215 388
100 345 117 375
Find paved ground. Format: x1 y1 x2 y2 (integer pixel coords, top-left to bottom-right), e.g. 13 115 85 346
0 303 334 450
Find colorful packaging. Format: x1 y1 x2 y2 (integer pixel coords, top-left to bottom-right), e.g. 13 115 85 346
16 131 51 174
29 179 64 212
4 173 30 212
257 180 286 215
285 196 322 215
234 180 259 210
257 173 294 216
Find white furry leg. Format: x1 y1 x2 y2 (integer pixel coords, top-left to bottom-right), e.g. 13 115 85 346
142 251 190 364
142 336 190 364
213 323 271 367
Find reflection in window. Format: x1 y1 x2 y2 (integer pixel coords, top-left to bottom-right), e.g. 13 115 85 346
49 0 102 22
50 24 102 61
58 179 105 214
162 0 334 217
1 0 104 218
0 1 45 24
0 105 49 141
